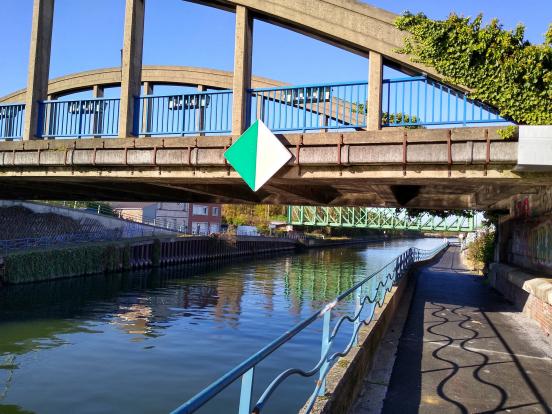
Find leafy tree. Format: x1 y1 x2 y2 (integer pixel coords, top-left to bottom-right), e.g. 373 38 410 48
395 12 552 125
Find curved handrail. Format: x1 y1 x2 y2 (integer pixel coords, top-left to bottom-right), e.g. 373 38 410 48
170 241 448 414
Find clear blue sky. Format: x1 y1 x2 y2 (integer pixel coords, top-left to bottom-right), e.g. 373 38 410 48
1 0 550 97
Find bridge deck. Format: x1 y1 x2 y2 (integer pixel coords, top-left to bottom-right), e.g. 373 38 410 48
352 247 552 414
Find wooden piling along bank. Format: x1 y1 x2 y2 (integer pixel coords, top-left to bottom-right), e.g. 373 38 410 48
0 235 298 285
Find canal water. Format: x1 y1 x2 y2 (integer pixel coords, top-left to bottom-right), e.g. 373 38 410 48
0 238 441 414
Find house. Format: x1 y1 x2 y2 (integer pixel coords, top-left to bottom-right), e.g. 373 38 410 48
188 203 221 235
110 202 221 234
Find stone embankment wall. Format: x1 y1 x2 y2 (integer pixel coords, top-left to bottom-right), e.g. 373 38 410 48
0 235 297 285
0 200 175 238
492 186 552 335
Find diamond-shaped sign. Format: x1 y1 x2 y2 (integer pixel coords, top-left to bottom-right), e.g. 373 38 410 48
224 120 292 192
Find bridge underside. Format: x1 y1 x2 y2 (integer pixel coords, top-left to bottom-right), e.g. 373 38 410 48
0 127 547 210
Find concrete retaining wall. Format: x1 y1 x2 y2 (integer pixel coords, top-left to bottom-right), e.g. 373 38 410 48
489 262 552 335
0 235 298 285
0 200 175 238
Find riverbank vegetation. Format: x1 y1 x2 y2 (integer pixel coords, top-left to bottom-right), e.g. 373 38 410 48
466 231 496 271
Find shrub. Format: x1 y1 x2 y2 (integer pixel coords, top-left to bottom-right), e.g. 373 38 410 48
466 231 495 269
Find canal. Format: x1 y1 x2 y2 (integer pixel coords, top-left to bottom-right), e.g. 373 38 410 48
0 238 441 414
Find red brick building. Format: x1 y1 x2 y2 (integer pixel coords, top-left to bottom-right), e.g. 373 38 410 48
188 203 221 235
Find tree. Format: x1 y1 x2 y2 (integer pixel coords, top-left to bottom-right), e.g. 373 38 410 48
395 12 552 125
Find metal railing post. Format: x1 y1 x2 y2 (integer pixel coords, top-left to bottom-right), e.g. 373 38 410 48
353 286 361 346
238 367 255 414
318 310 331 396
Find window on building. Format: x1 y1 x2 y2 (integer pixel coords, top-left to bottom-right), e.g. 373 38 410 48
192 205 208 215
212 207 220 216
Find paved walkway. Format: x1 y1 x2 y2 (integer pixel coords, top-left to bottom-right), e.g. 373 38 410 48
352 247 552 414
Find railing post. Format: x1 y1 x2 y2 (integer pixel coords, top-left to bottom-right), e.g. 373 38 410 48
318 310 331 396
77 101 83 139
302 87 307 132
232 5 253 135
197 84 206 136
23 0 54 141
367 51 383 131
238 367 255 414
91 85 105 137
353 286 361 346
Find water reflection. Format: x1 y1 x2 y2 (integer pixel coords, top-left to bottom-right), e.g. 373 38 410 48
0 239 440 414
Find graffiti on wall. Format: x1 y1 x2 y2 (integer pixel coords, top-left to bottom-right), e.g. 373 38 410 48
510 218 552 271
512 187 552 219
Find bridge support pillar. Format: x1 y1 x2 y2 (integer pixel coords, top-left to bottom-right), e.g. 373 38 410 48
118 0 145 138
23 0 54 141
232 5 253 136
367 51 383 131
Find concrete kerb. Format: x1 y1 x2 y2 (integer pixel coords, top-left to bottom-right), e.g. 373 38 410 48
302 247 449 414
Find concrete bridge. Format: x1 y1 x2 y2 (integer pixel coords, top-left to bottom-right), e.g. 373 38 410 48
0 0 550 211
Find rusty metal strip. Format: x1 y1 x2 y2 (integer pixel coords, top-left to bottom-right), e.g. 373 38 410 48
447 129 452 178
93 147 97 166
37 148 41 166
403 131 408 176
295 135 303 176
153 146 158 166
124 146 129 166
484 128 490 177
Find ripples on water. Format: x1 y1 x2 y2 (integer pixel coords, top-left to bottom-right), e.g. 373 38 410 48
0 238 443 414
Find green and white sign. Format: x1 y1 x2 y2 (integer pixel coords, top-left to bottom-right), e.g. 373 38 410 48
224 120 292 192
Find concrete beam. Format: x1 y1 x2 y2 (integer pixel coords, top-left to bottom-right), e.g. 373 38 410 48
119 0 145 138
232 5 254 135
367 51 383 131
265 183 341 205
23 0 55 141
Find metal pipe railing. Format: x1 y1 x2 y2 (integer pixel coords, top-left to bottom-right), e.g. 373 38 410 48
0 103 25 140
382 76 506 127
249 81 368 132
135 90 232 136
170 242 449 414
38 97 120 138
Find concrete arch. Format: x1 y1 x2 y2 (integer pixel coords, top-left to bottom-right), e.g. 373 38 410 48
190 0 444 81
0 65 287 103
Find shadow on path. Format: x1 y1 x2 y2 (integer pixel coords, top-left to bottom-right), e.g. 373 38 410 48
381 247 552 414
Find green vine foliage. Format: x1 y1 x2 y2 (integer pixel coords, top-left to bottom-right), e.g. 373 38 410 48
395 13 552 125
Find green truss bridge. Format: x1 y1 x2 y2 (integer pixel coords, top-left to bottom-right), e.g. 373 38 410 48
287 206 480 232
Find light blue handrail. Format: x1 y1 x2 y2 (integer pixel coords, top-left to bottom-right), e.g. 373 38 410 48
135 90 232 136
382 77 506 127
170 242 449 414
0 103 25 140
249 81 368 132
38 97 120 138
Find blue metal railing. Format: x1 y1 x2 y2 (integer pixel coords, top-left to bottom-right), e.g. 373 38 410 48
249 81 368 132
0 103 25 140
170 242 449 414
135 90 232 136
382 76 505 127
0 229 123 257
38 97 120 138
